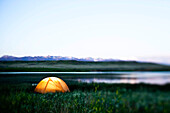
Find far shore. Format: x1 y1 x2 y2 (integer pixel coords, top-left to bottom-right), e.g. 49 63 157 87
1 60 170 72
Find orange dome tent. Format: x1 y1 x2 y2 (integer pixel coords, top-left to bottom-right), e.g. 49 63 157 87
34 77 70 94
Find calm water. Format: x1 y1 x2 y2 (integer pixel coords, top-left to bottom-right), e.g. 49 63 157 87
0 71 170 85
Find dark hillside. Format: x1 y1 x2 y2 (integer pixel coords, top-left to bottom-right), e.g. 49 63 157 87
0 61 170 72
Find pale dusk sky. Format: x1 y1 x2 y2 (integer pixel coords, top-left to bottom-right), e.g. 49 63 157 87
0 0 170 61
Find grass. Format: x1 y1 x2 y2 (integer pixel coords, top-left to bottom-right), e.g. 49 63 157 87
0 82 170 113
1 61 170 112
1 61 170 72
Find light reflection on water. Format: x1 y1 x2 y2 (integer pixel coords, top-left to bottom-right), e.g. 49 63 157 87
76 77 170 85
65 71 170 85
1 71 170 85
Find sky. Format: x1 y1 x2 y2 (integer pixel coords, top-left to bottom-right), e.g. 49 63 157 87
0 0 170 60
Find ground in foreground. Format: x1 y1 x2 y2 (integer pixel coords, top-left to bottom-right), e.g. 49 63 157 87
0 82 170 113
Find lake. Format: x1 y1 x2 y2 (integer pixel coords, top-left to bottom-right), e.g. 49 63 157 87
0 71 170 85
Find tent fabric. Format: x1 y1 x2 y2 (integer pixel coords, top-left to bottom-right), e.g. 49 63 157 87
34 77 70 93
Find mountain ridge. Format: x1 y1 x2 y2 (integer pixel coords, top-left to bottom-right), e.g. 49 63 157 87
0 55 121 62
1 55 170 65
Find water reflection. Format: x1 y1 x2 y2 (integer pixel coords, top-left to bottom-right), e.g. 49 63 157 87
0 71 170 85
76 77 170 85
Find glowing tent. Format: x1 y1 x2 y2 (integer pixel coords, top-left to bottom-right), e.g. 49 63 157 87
34 77 70 94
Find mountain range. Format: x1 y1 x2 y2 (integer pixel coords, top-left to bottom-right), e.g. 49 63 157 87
0 55 120 62
0 55 169 65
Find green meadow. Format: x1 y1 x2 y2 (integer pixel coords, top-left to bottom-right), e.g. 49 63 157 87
0 82 170 113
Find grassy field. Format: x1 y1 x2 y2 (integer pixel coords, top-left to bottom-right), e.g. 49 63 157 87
1 61 170 113
0 82 170 113
1 60 170 72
